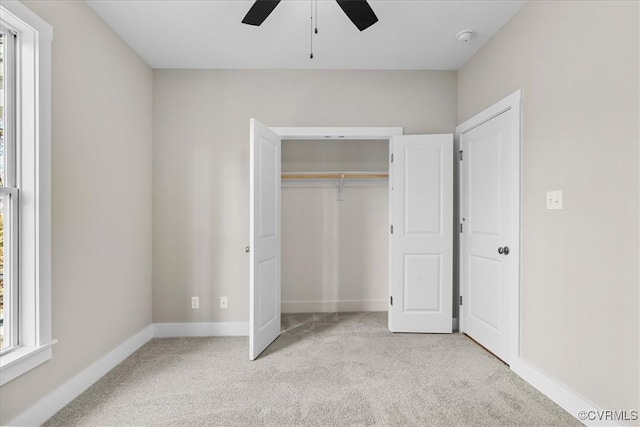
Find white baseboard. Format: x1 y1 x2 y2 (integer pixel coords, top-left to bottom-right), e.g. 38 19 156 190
282 299 387 313
511 358 624 426
7 325 153 427
153 322 249 337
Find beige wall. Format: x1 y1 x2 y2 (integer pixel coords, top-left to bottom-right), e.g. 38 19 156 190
152 70 457 322
458 0 639 415
282 185 389 312
0 1 153 423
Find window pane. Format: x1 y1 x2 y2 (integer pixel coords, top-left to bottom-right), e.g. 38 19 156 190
0 190 14 351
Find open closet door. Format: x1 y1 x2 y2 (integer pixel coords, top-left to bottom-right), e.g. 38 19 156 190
389 134 453 333
249 119 282 360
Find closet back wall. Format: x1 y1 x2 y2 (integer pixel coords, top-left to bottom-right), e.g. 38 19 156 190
153 70 457 323
281 140 389 313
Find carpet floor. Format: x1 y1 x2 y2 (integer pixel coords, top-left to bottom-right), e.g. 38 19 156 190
45 312 580 426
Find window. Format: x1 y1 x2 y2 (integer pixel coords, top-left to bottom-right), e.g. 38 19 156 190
0 1 52 385
1 24 18 354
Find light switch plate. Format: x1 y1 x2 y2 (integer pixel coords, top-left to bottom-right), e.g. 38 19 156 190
546 191 563 210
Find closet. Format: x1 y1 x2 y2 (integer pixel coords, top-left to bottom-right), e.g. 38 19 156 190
249 121 453 360
281 139 389 314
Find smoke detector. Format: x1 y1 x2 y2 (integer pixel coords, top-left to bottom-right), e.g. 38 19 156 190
456 30 474 43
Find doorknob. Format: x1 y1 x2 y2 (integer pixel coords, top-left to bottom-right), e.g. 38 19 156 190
498 246 510 255
245 246 250 254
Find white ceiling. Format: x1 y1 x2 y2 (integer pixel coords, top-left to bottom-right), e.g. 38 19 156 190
86 0 527 70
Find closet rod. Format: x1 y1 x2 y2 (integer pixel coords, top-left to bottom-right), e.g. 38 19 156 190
282 173 388 180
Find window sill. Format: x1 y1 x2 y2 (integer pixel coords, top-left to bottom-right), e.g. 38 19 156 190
0 340 57 386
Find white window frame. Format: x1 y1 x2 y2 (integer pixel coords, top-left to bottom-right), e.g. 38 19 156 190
0 0 53 386
1 21 20 353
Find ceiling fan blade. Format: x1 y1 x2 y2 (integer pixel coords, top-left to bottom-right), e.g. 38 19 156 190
335 0 378 31
242 0 281 26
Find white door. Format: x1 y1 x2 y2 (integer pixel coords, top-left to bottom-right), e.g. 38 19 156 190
459 107 519 364
389 134 453 333
249 119 282 360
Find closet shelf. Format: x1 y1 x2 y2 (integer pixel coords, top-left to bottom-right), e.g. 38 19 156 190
281 172 388 180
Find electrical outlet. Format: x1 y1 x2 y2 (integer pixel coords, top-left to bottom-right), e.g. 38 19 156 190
546 190 563 210
220 296 228 309
191 297 199 309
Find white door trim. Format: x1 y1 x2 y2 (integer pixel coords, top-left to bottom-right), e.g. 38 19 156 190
272 127 403 140
455 89 522 364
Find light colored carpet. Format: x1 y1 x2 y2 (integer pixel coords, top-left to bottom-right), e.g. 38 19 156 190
45 312 580 426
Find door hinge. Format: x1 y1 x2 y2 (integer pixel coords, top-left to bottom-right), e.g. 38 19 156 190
460 223 463 233
459 150 463 161
390 153 394 163
390 225 394 234
390 296 393 306
459 295 463 306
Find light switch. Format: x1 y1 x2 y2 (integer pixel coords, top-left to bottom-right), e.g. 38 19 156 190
546 190 562 210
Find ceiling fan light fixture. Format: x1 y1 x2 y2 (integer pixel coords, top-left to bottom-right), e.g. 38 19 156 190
456 30 474 43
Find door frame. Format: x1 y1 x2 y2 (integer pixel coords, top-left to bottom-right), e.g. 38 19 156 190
260 126 403 331
455 90 522 364
271 127 403 140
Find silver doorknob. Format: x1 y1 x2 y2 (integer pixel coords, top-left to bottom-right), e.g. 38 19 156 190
245 246 250 254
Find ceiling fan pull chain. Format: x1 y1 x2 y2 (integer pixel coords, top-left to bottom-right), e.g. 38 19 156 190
315 0 318 34
309 0 314 59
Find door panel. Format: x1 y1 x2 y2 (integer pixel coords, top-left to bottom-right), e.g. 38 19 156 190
469 132 502 234
405 148 442 234
469 254 501 330
460 110 517 364
250 119 281 360
403 254 441 312
259 138 278 237
257 257 278 328
389 134 453 333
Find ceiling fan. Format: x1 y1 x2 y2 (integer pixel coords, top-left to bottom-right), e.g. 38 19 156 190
242 0 379 32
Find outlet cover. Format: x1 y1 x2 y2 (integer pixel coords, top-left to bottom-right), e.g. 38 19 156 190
220 296 228 309
191 297 199 309
546 190 563 210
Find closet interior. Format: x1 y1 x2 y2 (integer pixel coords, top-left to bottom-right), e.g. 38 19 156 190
280 139 390 314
